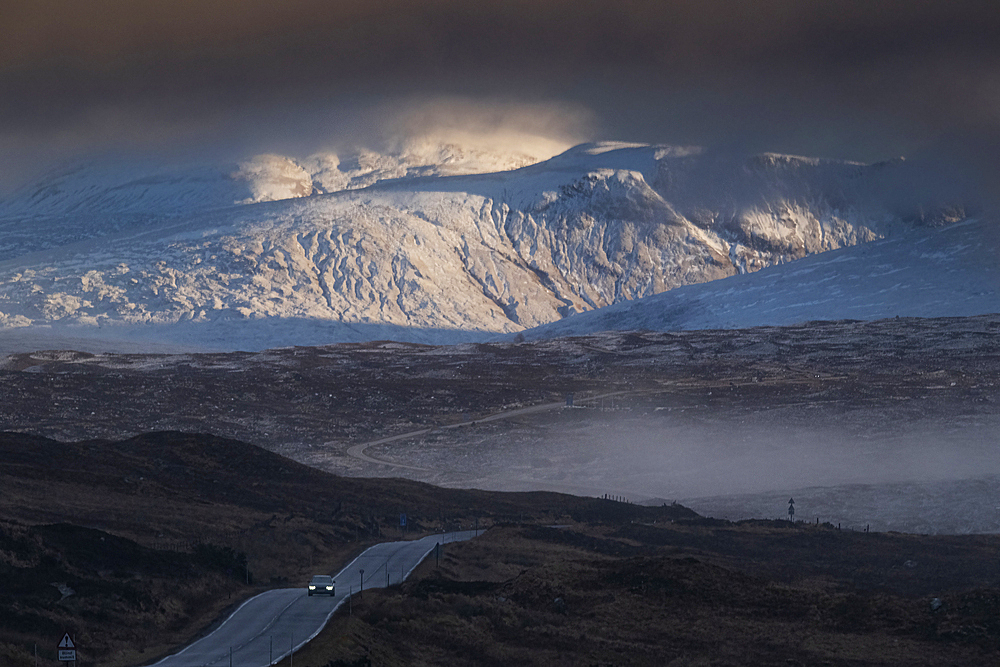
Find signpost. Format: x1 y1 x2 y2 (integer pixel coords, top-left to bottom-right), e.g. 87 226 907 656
58 633 76 663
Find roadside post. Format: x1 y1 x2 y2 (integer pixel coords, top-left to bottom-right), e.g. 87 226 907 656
359 569 364 598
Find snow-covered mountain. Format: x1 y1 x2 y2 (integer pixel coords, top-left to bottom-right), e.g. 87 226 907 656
0 141 549 260
520 216 1000 339
0 141 981 351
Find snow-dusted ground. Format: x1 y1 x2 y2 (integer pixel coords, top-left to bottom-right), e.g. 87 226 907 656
0 142 972 352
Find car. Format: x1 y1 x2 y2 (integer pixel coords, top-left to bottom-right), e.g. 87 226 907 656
307 574 335 596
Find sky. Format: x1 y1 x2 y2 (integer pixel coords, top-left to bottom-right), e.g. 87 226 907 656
2 0 999 195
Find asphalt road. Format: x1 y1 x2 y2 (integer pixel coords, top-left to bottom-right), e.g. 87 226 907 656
150 530 478 667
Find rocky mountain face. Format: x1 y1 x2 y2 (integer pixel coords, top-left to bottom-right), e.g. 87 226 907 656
0 141 974 350
521 216 1000 339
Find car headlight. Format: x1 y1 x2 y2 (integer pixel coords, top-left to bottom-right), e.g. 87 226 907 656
308 585 316 590
326 585 334 590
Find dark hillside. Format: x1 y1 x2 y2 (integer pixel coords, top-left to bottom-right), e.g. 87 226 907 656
0 430 693 666
286 523 1000 666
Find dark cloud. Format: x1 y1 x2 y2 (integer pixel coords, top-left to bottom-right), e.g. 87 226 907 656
2 1 999 196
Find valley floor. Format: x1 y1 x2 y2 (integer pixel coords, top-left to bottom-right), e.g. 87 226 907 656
2 314 999 535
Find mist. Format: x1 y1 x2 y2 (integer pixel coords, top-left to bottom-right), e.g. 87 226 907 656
536 419 1000 499
421 408 1000 534
0 95 593 194
4 2 1000 200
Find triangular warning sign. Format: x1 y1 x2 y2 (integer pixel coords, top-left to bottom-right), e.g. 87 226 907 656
58 633 75 649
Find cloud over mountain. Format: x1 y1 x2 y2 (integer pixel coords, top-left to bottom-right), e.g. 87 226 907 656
3 2 999 200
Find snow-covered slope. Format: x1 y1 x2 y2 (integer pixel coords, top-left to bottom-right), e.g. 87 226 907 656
0 141 981 351
0 141 549 219
520 217 1000 339
0 141 548 260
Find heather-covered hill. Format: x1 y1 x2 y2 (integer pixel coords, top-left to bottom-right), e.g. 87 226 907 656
0 430 693 666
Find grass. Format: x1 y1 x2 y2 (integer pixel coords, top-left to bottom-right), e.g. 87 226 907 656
0 430 692 666
3 430 999 665
277 523 1000 666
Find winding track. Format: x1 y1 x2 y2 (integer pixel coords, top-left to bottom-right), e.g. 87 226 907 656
340 391 633 471
150 531 477 667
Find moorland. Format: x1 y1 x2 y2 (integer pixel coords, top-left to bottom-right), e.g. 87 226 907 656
2 314 1000 665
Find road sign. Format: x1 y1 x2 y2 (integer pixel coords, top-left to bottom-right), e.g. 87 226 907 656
58 634 76 662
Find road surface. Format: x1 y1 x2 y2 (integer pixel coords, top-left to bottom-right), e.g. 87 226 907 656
150 530 477 667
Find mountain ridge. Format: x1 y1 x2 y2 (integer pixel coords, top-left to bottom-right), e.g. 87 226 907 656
520 216 1000 339
0 141 981 351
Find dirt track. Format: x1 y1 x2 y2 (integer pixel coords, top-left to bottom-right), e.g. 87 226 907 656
340 390 634 470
